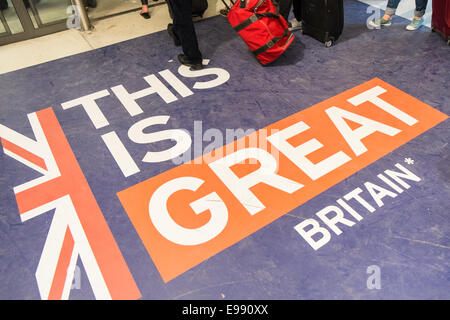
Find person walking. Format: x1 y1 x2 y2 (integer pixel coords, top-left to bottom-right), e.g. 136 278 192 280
140 0 158 19
166 0 203 70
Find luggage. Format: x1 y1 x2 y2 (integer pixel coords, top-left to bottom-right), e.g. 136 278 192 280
166 0 208 19
301 0 344 47
431 0 450 45
227 0 294 65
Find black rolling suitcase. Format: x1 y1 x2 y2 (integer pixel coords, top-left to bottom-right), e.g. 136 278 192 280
166 0 208 19
302 0 344 47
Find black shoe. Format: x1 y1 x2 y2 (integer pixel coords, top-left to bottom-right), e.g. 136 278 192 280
178 54 203 70
140 11 150 19
167 24 181 47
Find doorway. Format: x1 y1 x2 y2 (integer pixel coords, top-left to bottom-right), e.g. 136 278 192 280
0 0 71 46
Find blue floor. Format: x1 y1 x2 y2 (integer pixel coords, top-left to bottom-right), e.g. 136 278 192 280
0 0 449 299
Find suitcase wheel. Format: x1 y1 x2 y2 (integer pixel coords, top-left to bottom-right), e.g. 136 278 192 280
324 40 333 47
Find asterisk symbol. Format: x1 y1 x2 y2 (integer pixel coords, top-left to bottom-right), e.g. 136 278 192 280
404 158 414 165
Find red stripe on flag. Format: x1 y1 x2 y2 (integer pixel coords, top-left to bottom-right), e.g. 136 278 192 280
48 227 75 300
1 138 47 171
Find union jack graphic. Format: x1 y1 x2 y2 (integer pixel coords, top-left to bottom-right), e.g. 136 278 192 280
0 108 141 300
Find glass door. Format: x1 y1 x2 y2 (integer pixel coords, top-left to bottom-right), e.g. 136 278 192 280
0 0 72 46
0 0 25 36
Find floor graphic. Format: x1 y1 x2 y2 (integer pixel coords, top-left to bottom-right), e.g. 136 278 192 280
0 0 449 300
118 78 447 282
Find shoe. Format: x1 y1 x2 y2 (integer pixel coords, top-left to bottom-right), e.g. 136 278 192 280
406 17 424 31
369 17 392 28
167 23 181 47
178 54 203 70
140 11 150 19
288 18 302 31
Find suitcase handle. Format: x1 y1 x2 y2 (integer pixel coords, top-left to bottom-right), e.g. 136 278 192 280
240 0 245 8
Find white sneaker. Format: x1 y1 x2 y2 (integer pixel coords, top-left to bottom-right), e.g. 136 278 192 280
288 18 302 31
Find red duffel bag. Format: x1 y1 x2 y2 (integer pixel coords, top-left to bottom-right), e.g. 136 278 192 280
431 0 450 45
227 0 294 65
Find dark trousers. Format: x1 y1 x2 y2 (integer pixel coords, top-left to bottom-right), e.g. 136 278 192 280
278 0 302 22
167 0 202 62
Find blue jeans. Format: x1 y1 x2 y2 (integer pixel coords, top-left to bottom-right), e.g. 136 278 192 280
386 0 428 17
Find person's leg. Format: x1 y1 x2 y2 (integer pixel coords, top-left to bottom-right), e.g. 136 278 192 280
384 0 401 18
369 0 400 28
405 0 428 30
168 0 203 67
292 0 302 21
289 0 302 31
414 0 428 18
140 0 150 19
276 0 293 22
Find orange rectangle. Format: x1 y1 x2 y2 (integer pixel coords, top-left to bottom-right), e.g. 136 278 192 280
117 78 448 282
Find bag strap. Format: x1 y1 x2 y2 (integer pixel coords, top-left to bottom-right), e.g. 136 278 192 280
252 29 290 56
233 0 281 32
233 14 259 32
259 0 280 18
239 0 280 16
